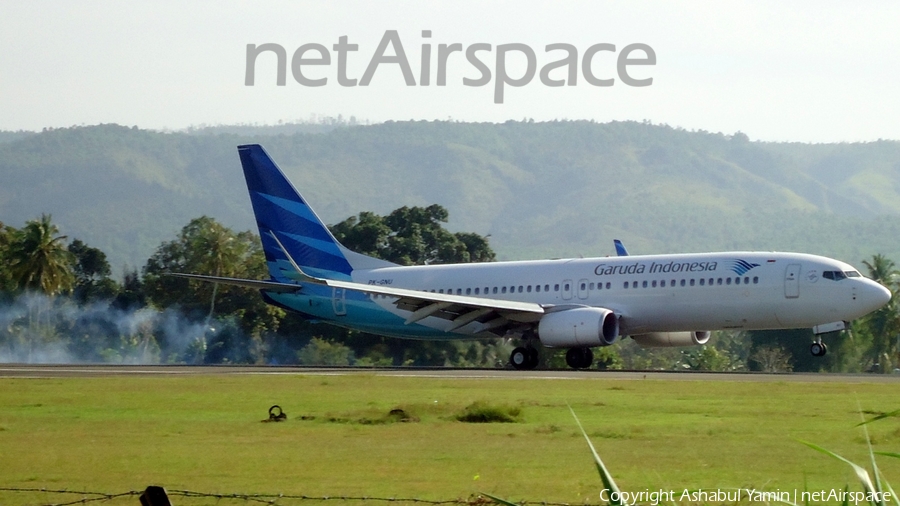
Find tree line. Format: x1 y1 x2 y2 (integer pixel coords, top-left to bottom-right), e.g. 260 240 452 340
1 209 898 372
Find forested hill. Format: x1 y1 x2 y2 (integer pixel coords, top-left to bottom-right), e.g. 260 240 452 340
2 121 900 272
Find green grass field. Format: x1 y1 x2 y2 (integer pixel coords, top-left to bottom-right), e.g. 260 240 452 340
1 371 899 505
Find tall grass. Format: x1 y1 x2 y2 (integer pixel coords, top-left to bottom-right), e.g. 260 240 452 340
489 405 899 506
799 406 900 506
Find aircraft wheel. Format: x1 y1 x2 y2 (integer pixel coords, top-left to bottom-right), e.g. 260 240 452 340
566 347 594 369
525 347 540 369
510 347 530 370
582 347 594 368
810 341 828 357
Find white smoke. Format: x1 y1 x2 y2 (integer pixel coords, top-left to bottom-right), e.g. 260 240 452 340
0 292 219 364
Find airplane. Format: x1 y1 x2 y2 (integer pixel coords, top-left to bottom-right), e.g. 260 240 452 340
172 144 893 370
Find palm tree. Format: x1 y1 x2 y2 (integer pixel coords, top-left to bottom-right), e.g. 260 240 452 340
863 254 899 287
6 214 75 296
861 254 899 372
192 219 242 322
0 221 17 293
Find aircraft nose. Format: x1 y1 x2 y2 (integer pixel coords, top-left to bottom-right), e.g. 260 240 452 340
865 281 892 310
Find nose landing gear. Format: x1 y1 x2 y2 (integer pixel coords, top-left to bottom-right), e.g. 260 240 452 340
810 339 828 357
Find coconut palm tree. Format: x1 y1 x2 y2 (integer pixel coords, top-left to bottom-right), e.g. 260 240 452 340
860 254 899 372
0 221 17 293
6 214 75 296
863 254 899 287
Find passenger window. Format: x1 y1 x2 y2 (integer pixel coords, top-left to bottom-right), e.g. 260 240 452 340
589 283 595 290
474 288 480 294
753 276 759 284
726 278 731 285
564 283 570 291
466 288 472 295
744 277 749 284
527 285 532 293
642 281 648 288
439 289 444 294
501 287 507 294
457 289 462 295
535 285 541 292
518 286 524 293
717 278 723 285
493 287 498 294
652 280 657 288
709 278 714 285
699 279 705 286
581 282 586 290
690 279 695 286
554 284 560 291
546 284 551 291
680 279 686 287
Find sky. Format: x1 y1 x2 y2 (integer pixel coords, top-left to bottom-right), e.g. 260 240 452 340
1 1 899 142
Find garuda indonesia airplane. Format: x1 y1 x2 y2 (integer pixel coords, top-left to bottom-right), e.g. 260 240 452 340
174 144 892 370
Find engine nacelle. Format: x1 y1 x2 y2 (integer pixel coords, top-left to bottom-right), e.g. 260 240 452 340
537 307 619 348
631 331 711 348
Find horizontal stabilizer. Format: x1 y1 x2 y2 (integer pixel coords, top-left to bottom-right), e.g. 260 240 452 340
167 273 302 293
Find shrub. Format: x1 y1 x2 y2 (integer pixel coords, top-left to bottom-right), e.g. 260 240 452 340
455 401 521 423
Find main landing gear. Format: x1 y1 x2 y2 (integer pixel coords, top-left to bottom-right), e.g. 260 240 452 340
810 339 828 357
566 347 594 369
510 347 540 370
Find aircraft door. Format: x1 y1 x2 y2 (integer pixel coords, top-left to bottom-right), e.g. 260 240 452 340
562 279 573 300
332 287 347 316
577 279 590 300
784 264 800 299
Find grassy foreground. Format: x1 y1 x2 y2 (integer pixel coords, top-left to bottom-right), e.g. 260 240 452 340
1 371 899 505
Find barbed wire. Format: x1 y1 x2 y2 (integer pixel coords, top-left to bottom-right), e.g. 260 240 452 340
0 487 602 506
0 488 141 506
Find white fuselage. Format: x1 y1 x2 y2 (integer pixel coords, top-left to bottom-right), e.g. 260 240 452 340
351 251 890 336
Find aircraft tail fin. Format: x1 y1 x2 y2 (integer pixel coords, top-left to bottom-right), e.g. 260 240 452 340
614 239 629 257
237 144 393 282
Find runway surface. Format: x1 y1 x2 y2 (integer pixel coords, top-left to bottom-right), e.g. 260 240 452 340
1 364 899 382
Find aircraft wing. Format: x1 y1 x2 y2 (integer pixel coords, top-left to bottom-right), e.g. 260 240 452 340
168 271 546 336
262 230 546 335
313 275 546 333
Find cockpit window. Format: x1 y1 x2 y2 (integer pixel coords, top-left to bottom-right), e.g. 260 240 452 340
844 270 861 278
823 270 847 281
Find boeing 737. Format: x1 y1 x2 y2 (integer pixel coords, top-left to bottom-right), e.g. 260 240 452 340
173 144 892 370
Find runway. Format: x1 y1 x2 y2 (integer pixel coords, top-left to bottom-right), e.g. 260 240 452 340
1 364 899 382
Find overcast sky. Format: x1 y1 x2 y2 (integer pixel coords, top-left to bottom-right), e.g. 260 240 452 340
1 1 898 142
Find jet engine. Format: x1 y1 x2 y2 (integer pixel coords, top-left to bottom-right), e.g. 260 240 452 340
537 307 619 347
631 331 711 348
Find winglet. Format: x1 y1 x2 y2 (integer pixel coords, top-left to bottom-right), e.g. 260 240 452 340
614 239 629 257
268 230 327 286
